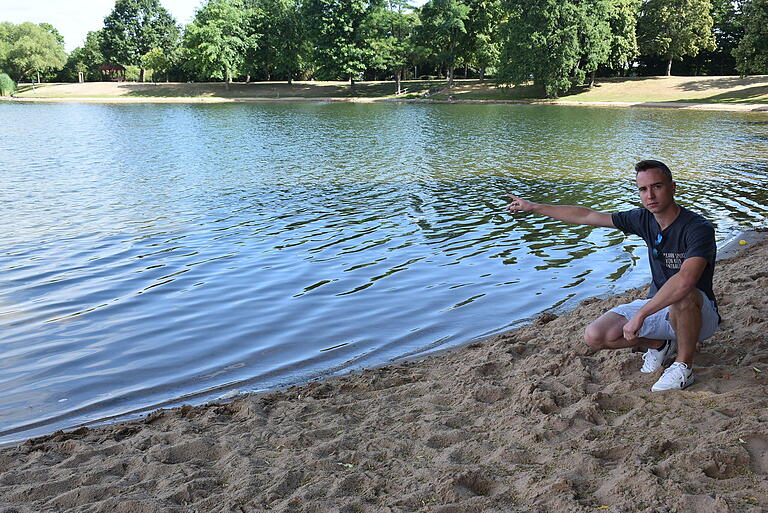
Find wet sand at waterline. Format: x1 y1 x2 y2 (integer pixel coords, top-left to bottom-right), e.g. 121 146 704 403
1 236 767 513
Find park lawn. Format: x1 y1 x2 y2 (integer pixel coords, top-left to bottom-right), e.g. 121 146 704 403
430 75 768 103
12 80 446 99
11 75 768 103
556 75 768 103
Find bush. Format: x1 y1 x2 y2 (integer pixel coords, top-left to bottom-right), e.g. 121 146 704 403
0 73 16 96
125 65 141 81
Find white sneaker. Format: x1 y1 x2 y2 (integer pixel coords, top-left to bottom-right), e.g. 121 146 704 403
651 362 694 392
640 339 677 373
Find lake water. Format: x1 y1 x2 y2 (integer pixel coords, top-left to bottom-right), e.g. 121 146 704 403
2 101 767 444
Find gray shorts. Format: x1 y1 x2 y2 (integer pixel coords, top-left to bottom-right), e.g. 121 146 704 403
609 289 720 342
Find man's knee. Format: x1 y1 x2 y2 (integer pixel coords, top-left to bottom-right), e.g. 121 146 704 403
584 322 606 350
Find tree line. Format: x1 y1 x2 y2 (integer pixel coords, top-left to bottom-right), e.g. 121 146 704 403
1 0 767 97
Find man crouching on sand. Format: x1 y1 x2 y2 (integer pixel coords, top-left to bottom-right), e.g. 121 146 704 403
507 160 720 391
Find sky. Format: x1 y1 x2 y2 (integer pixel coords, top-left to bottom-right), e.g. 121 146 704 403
3 0 203 52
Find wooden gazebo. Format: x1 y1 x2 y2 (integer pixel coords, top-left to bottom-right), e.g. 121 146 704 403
100 65 126 82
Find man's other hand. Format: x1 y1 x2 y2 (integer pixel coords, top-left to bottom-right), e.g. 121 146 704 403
623 315 643 343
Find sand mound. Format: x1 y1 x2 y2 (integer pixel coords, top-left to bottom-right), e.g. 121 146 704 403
1 240 767 513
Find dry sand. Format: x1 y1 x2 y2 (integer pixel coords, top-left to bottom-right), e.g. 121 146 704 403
1 237 767 513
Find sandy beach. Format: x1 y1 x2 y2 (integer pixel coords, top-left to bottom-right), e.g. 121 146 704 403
1 235 767 513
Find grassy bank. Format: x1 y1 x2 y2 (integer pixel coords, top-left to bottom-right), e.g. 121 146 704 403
10 75 768 104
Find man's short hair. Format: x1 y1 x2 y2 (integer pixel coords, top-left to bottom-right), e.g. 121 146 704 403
635 160 673 181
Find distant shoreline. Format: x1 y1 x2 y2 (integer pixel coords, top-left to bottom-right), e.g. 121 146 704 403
6 76 768 112
8 95 768 113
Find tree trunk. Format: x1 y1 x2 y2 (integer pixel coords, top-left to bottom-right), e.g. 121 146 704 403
395 69 401 95
464 63 468 78
447 65 454 87
666 58 673 76
589 70 596 88
139 67 145 82
350 75 355 90
480 68 485 82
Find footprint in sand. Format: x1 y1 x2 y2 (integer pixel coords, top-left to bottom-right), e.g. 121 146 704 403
745 436 768 475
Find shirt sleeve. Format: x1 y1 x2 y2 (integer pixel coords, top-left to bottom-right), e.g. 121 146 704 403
611 209 641 236
684 221 716 261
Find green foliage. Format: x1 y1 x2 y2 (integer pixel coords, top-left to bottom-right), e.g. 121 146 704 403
304 0 373 83
462 0 504 79
606 0 640 70
637 0 716 75
0 72 15 95
0 21 67 81
125 64 142 81
183 0 259 82
247 0 310 81
574 0 613 83
734 0 768 74
38 23 65 47
366 0 418 88
141 47 171 80
60 30 105 81
101 0 180 75
498 0 613 97
415 0 471 85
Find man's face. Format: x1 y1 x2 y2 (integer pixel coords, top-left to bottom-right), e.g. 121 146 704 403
636 168 676 214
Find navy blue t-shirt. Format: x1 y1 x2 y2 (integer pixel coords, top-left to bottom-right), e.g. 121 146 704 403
611 206 717 304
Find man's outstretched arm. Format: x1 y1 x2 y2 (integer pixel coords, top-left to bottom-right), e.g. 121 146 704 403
507 195 616 228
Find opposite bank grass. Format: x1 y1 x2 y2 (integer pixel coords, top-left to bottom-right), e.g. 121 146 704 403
11 75 768 103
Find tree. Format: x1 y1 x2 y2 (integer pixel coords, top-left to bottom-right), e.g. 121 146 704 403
39 23 65 47
141 47 171 81
367 0 417 93
60 30 105 81
0 22 11 68
637 0 716 76
248 0 310 82
706 0 744 74
183 0 258 83
304 0 372 85
603 0 640 74
0 22 67 81
574 0 613 86
734 0 768 74
461 0 504 81
101 0 180 81
415 0 471 86
498 0 612 97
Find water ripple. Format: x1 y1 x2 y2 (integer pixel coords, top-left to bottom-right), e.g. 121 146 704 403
2 102 768 443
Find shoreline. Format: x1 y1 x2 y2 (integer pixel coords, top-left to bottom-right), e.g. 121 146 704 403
2 233 767 512
2 230 760 449
6 95 768 112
